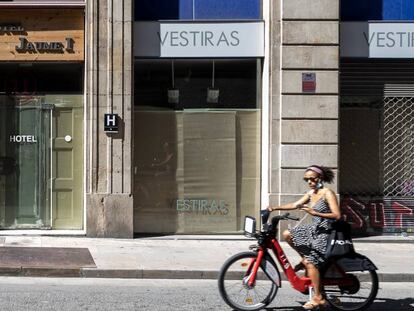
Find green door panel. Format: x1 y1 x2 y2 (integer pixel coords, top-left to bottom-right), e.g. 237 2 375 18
48 95 83 230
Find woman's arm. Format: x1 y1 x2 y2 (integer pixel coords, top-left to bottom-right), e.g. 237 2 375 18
268 194 310 211
300 189 341 220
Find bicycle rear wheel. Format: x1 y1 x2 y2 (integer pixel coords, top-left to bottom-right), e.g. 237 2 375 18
322 263 378 311
218 251 278 311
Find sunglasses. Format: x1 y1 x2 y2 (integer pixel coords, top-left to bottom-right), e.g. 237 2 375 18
303 177 318 182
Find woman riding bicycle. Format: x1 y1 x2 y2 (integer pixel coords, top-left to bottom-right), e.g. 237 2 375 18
268 165 341 310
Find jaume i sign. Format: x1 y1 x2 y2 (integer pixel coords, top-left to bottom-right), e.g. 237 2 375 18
134 22 264 58
16 37 75 53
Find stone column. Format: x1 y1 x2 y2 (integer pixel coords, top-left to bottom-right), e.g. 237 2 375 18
269 0 339 232
85 0 133 237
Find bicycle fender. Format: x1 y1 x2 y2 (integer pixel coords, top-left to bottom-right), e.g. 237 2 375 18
261 253 282 287
336 253 378 272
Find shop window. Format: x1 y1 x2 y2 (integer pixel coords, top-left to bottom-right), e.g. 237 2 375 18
134 59 261 233
0 63 83 95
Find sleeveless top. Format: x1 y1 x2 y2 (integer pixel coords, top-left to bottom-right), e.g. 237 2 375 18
290 191 333 267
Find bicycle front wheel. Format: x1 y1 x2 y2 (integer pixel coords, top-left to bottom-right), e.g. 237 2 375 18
218 251 278 311
322 264 378 311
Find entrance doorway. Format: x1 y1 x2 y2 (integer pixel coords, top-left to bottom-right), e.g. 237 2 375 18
0 95 83 229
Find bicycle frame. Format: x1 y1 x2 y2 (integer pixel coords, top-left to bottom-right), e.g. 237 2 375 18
247 235 355 294
247 237 312 293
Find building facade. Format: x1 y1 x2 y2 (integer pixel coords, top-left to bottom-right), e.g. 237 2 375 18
0 0 412 237
340 0 414 235
0 0 85 231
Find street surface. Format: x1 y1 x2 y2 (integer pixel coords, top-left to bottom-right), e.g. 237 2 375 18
0 278 412 310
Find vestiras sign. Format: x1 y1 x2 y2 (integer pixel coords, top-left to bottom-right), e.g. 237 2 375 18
134 21 265 58
341 22 414 58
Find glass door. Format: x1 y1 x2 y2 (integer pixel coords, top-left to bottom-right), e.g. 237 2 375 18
0 95 52 229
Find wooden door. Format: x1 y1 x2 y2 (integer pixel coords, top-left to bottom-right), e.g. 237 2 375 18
49 95 83 229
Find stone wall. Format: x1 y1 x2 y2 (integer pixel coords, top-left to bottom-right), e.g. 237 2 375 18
85 0 133 237
269 0 339 226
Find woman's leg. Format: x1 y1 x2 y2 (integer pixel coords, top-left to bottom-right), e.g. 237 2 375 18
282 230 299 252
303 260 325 303
282 230 307 271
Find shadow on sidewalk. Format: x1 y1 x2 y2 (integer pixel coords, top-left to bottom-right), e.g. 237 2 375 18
262 297 414 310
369 297 414 310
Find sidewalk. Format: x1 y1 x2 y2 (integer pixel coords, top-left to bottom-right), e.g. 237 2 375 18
0 235 413 281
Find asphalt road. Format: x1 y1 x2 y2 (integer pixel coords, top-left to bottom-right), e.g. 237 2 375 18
0 277 412 311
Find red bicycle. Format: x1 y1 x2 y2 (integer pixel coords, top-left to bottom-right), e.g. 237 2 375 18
218 212 378 311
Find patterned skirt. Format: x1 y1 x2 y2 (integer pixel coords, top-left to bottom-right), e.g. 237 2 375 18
290 224 328 268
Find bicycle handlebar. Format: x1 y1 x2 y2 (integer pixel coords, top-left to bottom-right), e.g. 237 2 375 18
261 210 300 223
257 211 300 236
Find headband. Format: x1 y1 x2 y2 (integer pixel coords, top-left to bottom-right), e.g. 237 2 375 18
306 166 324 177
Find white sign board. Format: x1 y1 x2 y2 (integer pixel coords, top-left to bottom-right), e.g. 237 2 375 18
341 22 414 58
134 22 265 58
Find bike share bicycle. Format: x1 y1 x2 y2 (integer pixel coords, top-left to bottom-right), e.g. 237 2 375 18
218 211 378 311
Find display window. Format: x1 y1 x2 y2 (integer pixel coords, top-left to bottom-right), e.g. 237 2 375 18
134 58 262 233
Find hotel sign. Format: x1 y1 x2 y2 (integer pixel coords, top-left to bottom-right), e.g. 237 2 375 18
0 9 84 61
341 22 414 58
134 21 265 58
0 24 24 33
16 37 75 53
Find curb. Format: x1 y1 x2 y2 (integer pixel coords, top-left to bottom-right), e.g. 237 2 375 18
0 268 412 282
0 267 414 283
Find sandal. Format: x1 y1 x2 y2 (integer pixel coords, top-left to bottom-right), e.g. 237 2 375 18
303 298 327 310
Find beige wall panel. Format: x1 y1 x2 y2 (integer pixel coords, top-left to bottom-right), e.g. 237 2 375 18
272 119 280 145
237 111 261 178
271 143 280 192
282 46 338 69
87 194 133 238
181 112 237 233
283 0 339 20
283 21 338 44
0 9 84 61
271 168 280 194
281 95 338 118
272 0 282 21
271 142 280 171
238 178 261 230
281 145 338 168
282 71 338 94
281 120 338 143
281 169 338 194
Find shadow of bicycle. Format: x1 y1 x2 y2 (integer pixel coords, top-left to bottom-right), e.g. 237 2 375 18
368 297 414 310
262 297 414 310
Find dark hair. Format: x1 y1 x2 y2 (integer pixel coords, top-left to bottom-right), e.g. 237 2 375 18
306 165 335 184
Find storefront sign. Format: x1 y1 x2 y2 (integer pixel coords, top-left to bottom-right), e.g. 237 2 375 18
9 135 37 143
16 37 74 53
0 24 24 33
134 22 264 58
175 199 229 215
0 9 84 61
341 22 414 58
